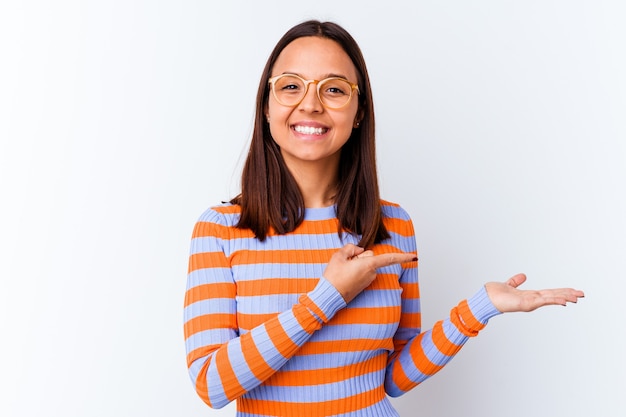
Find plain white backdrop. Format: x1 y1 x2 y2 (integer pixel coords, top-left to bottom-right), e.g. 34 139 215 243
1 1 624 416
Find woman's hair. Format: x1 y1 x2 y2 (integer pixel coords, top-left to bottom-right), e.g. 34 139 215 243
231 20 389 248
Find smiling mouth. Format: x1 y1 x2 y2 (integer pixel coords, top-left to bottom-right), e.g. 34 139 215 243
293 125 329 135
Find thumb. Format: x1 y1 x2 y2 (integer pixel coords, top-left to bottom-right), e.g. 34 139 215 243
506 273 527 288
355 250 375 259
340 244 365 259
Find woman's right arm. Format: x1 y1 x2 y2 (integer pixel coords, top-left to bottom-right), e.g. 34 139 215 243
183 209 346 409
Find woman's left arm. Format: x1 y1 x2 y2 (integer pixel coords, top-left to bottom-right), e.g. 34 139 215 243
385 264 583 397
383 215 584 397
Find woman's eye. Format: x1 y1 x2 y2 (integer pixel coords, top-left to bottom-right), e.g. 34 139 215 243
281 84 301 91
324 85 348 96
327 87 346 95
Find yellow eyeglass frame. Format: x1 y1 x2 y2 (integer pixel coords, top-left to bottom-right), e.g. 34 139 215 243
268 73 360 110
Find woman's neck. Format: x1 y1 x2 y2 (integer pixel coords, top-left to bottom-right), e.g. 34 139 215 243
300 179 338 208
285 160 339 208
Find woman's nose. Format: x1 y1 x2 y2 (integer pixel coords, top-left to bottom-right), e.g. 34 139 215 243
297 83 324 113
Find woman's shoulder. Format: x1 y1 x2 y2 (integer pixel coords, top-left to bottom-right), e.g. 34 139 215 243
379 199 416 247
380 199 412 222
196 202 242 227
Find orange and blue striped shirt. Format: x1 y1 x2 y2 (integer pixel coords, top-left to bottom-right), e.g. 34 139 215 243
184 201 500 416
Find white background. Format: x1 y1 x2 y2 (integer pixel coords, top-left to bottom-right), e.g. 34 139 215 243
1 1 624 416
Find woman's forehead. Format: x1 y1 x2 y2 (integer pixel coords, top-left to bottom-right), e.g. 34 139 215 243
272 37 357 81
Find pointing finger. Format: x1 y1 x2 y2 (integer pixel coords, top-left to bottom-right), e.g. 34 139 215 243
368 252 417 269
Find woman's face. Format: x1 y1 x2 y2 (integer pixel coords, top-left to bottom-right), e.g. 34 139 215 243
266 36 360 172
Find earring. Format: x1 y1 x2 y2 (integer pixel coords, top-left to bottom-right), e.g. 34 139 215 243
354 121 360 128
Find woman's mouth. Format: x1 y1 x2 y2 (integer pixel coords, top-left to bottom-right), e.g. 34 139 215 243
293 125 329 135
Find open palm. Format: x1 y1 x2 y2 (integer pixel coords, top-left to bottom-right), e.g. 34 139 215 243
485 274 585 313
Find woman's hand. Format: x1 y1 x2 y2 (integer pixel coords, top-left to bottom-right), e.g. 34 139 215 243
485 273 585 313
323 244 417 303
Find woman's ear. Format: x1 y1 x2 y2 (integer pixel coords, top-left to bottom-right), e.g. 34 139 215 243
353 109 364 128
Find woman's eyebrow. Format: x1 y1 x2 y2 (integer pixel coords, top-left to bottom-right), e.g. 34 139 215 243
279 71 351 80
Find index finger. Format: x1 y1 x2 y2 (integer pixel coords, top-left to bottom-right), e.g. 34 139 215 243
368 252 417 269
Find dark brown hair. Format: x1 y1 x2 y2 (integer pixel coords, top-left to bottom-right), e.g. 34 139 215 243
231 20 389 247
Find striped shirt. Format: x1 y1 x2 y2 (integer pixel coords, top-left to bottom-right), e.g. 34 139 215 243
184 201 500 416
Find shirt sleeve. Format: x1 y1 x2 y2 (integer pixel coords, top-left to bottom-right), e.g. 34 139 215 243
384 218 502 397
183 208 346 408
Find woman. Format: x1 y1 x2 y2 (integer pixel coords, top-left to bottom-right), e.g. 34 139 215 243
183 20 583 416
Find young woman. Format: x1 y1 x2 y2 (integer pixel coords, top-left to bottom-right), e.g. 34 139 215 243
183 20 584 417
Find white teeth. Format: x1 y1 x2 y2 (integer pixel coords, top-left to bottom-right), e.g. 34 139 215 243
294 125 326 135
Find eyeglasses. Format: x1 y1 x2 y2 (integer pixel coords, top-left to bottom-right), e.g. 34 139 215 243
268 74 359 110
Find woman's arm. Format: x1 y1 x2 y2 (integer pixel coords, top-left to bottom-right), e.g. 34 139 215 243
384 266 501 396
383 225 584 396
183 209 346 409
